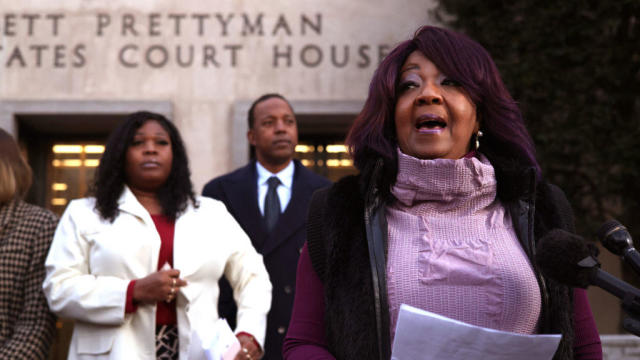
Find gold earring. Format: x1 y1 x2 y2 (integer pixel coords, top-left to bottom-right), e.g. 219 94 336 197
475 130 483 150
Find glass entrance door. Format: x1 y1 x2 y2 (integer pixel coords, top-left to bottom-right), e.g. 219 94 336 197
48 144 104 216
295 141 357 182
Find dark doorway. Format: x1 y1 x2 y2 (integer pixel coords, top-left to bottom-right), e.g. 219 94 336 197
18 114 125 215
295 113 358 182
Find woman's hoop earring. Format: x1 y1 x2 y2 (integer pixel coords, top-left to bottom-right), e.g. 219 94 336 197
475 130 483 150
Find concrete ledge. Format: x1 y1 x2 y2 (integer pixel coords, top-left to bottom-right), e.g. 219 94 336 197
601 334 640 360
0 100 173 136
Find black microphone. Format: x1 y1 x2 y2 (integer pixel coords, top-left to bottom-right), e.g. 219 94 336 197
536 229 640 300
597 220 640 275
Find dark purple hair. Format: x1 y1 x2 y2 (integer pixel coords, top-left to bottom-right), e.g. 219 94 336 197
346 26 540 185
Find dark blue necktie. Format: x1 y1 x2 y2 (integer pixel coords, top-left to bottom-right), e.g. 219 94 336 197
264 176 281 232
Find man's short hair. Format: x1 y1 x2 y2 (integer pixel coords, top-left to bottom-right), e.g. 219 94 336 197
247 93 294 129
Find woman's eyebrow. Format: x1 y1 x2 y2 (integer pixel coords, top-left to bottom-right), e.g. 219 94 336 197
399 64 420 75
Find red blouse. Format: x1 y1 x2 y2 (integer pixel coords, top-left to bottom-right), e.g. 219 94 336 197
125 215 177 325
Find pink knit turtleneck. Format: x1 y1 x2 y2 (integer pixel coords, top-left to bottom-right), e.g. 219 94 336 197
386 149 541 341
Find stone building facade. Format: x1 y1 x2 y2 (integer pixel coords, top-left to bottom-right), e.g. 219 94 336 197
0 0 635 358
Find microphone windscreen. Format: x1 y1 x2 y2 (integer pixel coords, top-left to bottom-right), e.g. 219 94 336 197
536 229 597 288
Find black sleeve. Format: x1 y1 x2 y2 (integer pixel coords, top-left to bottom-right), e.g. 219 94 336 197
306 187 330 282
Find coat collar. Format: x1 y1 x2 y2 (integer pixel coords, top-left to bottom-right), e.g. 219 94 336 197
0 199 18 230
256 159 295 190
116 185 155 225
219 161 267 250
480 150 538 202
219 159 315 256
261 160 314 255
0 199 21 241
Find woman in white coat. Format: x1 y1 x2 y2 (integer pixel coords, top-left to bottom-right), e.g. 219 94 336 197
43 111 272 360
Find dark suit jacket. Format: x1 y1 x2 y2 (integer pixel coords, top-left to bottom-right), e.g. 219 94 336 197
0 199 57 359
202 159 330 360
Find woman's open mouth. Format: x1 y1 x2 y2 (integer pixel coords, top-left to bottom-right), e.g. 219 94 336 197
415 114 446 133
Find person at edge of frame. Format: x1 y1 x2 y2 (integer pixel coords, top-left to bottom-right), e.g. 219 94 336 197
0 128 57 359
283 26 602 360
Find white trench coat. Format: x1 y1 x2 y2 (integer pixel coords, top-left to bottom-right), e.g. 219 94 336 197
43 187 272 359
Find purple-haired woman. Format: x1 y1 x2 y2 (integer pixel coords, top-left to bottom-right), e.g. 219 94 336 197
283 26 602 360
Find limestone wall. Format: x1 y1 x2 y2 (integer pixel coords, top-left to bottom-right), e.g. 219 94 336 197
0 0 437 190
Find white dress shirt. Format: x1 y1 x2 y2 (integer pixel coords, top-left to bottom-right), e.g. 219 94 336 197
256 160 294 215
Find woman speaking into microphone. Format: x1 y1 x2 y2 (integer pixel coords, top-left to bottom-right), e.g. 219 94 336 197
284 26 602 360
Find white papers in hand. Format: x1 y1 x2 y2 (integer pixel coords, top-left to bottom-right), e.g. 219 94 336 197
391 304 561 360
189 318 241 360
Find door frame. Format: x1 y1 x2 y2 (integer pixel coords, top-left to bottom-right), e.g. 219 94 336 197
231 99 363 170
0 100 173 136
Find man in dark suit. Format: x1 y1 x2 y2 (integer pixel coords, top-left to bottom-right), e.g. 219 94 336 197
202 93 330 360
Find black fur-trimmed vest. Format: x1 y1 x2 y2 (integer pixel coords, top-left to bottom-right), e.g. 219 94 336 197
307 162 575 360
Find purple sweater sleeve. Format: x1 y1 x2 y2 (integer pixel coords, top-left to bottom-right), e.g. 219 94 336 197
282 243 336 360
572 288 602 359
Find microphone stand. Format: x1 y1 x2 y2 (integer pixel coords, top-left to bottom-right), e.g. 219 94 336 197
579 255 640 337
621 293 640 337
597 220 640 335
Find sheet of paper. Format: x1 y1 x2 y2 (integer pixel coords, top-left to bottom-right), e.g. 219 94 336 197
216 319 241 360
189 318 240 360
391 304 561 360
